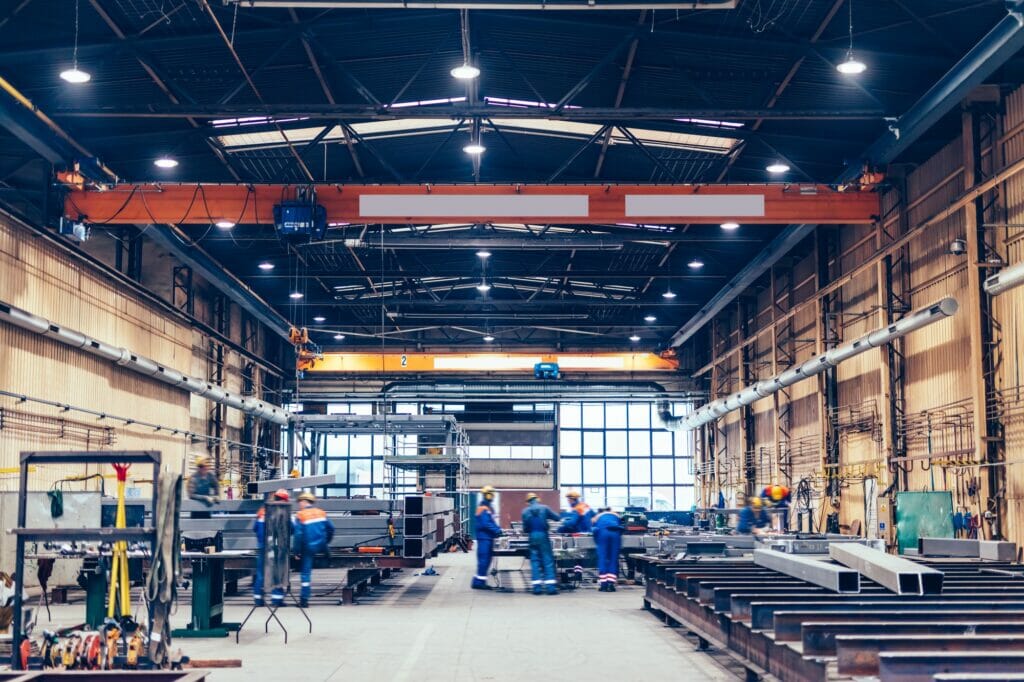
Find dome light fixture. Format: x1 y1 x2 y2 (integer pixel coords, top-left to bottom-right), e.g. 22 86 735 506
154 156 179 169
476 280 492 293
313 316 326 323
644 314 657 323
720 222 740 231
483 334 495 342
463 142 486 156
766 162 790 174
333 333 345 341
629 334 641 342
289 291 304 300
215 220 235 229
836 0 867 76
60 1 91 84
476 250 492 259
450 64 480 80
688 258 705 269
258 262 275 271
662 289 677 300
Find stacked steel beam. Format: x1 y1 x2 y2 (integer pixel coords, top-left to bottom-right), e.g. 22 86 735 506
636 553 1024 681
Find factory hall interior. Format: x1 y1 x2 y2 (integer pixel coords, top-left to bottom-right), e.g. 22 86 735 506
10 1 1024 681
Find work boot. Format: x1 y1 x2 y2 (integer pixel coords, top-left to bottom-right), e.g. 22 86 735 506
299 598 309 608
608 582 616 592
598 582 607 592
532 586 543 595
253 596 264 607
545 585 558 595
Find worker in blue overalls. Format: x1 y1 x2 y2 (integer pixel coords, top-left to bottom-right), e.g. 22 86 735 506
557 491 594 533
736 495 768 535
293 492 335 608
472 485 503 590
253 489 290 606
592 507 625 592
522 493 560 595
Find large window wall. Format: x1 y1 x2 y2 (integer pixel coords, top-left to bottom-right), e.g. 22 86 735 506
558 402 694 510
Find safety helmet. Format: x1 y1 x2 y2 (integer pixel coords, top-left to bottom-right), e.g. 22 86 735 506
480 485 496 496
750 496 763 509
526 493 539 502
194 454 211 468
289 469 301 478
273 490 290 502
298 492 316 503
566 490 581 500
770 485 786 502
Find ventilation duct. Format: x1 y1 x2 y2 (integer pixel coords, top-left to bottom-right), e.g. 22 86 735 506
0 298 290 425
382 380 673 402
659 297 959 431
984 260 1024 296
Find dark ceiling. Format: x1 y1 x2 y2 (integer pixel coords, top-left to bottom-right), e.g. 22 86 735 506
0 0 1014 352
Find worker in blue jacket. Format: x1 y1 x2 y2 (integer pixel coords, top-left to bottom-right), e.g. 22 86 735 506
736 495 769 534
557 491 594 533
592 507 625 592
253 489 290 606
472 486 503 590
293 492 335 608
522 493 560 595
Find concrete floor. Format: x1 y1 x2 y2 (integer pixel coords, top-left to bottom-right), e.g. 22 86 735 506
174 552 737 682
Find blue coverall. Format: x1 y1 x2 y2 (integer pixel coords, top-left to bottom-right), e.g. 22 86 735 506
522 500 561 594
592 511 624 589
252 506 286 604
735 506 768 534
473 501 503 588
293 505 335 602
557 501 594 533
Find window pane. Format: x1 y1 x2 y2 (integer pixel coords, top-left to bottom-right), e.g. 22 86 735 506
652 458 674 486
652 430 674 456
490 445 512 458
560 458 582 485
330 460 347 483
469 445 490 458
581 403 604 428
372 459 383 484
326 435 348 457
674 430 692 457
676 486 696 509
560 430 581 456
350 435 373 456
605 430 628 457
395 402 418 415
585 488 607 508
511 446 532 458
628 402 651 428
513 404 534 412
652 486 675 511
628 487 652 508
326 403 349 414
582 431 604 456
583 458 605 485
352 403 373 415
606 486 629 509
675 458 694 484
606 458 627 485
349 459 372 485
561 403 582 428
605 403 627 428
628 431 651 457
629 458 651 485
533 446 554 461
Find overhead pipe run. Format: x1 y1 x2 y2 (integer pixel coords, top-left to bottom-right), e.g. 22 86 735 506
984 260 1024 296
659 297 959 431
334 236 624 251
0 299 291 425
382 380 677 402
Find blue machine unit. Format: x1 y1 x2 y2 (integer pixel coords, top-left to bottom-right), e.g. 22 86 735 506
273 201 327 241
534 362 560 380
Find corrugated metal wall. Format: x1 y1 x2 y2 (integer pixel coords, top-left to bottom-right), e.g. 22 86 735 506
0 210 271 494
696 84 1024 548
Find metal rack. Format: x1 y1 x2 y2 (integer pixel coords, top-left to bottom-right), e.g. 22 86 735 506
10 450 162 670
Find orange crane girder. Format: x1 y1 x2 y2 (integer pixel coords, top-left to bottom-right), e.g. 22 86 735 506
298 352 680 373
63 183 880 226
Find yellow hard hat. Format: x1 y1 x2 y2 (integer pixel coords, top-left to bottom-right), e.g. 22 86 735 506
289 469 301 478
298 492 316 503
526 493 539 502
751 496 763 508
566 490 581 500
194 454 211 468
771 485 785 501
480 485 496 496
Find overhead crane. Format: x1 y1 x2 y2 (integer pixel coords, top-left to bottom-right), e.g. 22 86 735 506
62 182 880 226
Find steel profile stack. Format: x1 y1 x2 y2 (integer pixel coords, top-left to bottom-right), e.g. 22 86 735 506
402 495 456 560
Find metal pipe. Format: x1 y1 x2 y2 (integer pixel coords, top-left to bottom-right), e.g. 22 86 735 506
0 298 291 425
660 297 958 430
984 259 1024 296
382 379 670 400
333 236 624 250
